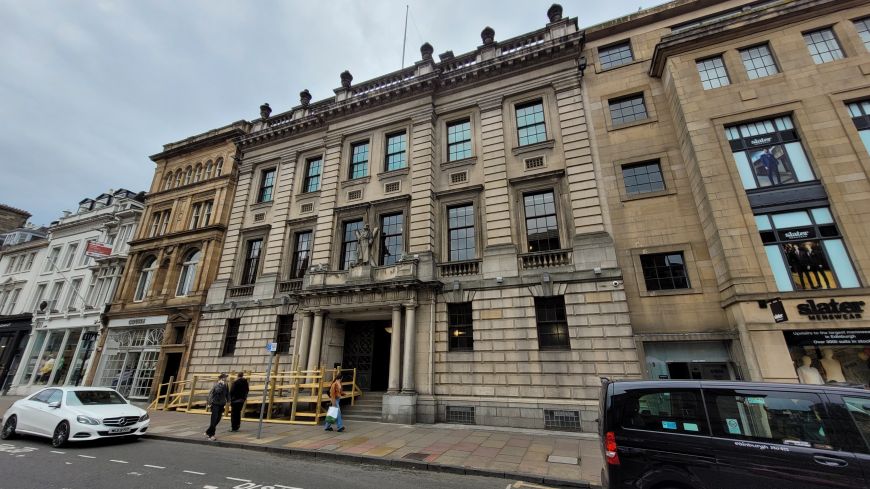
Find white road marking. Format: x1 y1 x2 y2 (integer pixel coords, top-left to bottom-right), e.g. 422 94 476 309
204 486 219 489
143 464 166 469
110 459 129 464
183 470 206 475
65 462 72 465
50 450 65 454
127 472 142 476
274 485 304 489
226 477 251 482
78 455 96 459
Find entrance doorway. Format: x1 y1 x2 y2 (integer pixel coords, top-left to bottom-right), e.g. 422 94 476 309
162 353 182 384
341 321 390 391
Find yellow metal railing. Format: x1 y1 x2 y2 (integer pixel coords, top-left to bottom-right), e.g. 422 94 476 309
149 367 362 425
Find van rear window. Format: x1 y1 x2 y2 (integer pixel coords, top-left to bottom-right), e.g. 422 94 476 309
621 389 707 434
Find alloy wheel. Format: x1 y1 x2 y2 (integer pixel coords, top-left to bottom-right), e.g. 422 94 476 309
52 421 69 448
0 416 15 440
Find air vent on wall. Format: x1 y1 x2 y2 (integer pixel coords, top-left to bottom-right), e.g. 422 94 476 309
544 409 581 432
524 156 545 170
254 213 265 222
300 203 313 213
449 171 468 185
446 406 475 425
384 181 401 194
347 189 362 201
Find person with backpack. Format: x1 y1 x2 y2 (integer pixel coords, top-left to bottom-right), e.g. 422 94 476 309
229 371 249 432
204 373 229 441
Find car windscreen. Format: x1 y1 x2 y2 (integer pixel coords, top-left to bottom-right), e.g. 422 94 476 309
66 390 127 406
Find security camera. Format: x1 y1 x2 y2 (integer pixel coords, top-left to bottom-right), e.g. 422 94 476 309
612 280 622 287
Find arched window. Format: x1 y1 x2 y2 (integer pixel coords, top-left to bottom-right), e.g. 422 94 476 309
194 164 203 182
134 256 158 302
163 175 172 191
183 166 193 185
215 158 224 177
175 249 201 297
174 170 182 188
204 160 213 179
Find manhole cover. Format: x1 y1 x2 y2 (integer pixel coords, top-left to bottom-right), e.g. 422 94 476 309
402 452 429 461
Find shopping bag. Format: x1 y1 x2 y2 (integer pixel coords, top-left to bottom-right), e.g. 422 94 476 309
326 406 340 424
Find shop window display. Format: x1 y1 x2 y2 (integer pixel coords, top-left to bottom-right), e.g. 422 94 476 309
786 330 870 387
755 207 860 291
725 115 816 190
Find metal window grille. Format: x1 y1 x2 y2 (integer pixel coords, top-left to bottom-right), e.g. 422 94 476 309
609 95 647 126
622 161 665 195
544 409 581 431
524 156 545 169
696 56 730 90
300 203 314 213
446 406 475 425
599 41 633 70
641 252 690 291
449 171 467 185
803 28 844 64
384 181 401 193
347 190 362 201
740 44 778 80
254 213 265 222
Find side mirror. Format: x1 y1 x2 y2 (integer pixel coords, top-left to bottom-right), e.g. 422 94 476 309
48 401 61 409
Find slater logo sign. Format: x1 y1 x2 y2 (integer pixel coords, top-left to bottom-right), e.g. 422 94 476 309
796 299 865 321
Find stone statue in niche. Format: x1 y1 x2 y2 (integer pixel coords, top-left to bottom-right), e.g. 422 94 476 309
355 224 379 267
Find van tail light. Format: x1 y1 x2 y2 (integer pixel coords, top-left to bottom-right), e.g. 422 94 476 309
605 431 620 465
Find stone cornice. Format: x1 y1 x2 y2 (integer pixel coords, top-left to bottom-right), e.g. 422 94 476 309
239 22 585 150
150 121 250 162
649 0 863 77
127 225 226 250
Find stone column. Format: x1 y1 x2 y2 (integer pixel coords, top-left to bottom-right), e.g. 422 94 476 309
388 305 403 393
402 303 417 393
306 310 324 372
295 311 313 371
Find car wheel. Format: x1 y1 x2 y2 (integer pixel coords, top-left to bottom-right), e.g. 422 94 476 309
0 416 16 440
52 421 69 448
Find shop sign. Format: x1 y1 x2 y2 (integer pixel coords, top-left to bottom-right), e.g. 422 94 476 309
785 329 870 346
107 315 168 328
768 298 788 323
777 227 815 242
85 241 113 259
796 299 865 320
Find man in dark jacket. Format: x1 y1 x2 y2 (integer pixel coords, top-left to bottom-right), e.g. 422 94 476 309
229 372 249 432
204 373 229 441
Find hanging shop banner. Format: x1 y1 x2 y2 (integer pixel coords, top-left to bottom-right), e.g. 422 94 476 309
85 241 113 259
785 329 870 347
768 298 788 323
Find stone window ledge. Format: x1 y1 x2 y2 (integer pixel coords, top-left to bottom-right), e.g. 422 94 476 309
512 140 556 157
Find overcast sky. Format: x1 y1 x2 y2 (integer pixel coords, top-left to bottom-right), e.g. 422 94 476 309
0 0 665 226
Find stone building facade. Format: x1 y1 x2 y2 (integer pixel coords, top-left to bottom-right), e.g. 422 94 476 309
92 122 249 399
9 189 145 396
583 0 870 385
189 5 639 430
0 204 30 236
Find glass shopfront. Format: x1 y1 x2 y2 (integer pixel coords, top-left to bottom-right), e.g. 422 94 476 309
20 328 98 388
644 341 739 380
785 329 870 387
756 207 860 292
95 327 164 399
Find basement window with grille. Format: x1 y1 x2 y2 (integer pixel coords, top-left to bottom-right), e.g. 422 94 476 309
446 406 475 425
544 409 581 432
300 203 314 213
384 181 401 194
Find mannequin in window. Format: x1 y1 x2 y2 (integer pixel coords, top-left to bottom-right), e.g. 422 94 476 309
797 244 819 289
819 348 846 383
784 244 808 289
758 147 781 185
807 242 831 289
796 355 824 384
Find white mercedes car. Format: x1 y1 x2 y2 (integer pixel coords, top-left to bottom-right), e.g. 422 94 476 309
1 387 149 447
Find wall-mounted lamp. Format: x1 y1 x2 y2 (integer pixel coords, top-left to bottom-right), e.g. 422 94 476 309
578 56 588 75
593 267 602 275
496 276 503 284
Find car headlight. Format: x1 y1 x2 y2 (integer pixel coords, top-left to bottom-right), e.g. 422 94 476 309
77 415 100 425
138 413 149 422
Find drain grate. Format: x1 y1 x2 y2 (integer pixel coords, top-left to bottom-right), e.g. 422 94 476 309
403 452 430 461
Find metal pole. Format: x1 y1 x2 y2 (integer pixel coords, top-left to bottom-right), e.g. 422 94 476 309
256 351 274 439
401 5 409 68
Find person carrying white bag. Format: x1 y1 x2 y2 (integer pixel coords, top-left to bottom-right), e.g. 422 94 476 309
324 369 345 432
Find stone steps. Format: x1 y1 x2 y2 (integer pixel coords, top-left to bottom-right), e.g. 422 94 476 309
342 391 384 421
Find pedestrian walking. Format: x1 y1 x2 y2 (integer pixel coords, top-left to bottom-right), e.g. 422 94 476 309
323 370 345 432
204 373 229 441
229 371 249 432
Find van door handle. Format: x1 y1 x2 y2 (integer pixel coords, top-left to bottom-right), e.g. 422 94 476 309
814 455 848 467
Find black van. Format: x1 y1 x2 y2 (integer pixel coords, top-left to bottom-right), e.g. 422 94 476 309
599 380 870 488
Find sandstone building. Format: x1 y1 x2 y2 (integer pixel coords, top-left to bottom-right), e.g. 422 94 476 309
583 0 870 385
188 5 637 429
92 122 249 399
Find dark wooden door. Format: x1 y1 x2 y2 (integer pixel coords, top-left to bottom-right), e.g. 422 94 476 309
342 326 375 391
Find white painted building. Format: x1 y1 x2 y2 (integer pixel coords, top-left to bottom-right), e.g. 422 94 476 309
9 189 145 396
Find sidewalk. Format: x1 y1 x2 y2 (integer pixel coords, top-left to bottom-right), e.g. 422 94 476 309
146 409 602 488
